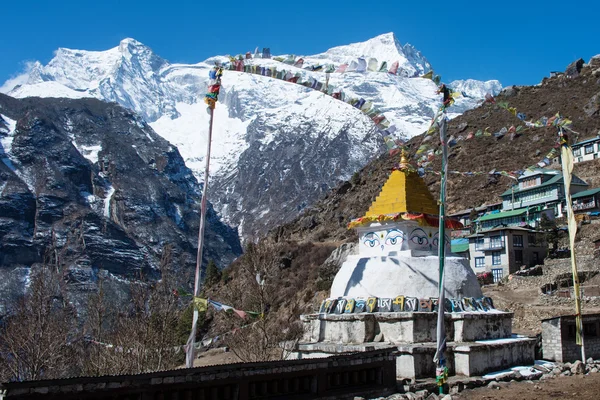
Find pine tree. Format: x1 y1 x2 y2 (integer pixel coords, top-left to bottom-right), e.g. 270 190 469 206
204 259 221 287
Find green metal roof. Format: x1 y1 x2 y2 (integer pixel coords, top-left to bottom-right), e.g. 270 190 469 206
572 187 600 199
451 243 469 253
500 172 588 197
500 174 563 197
477 208 527 222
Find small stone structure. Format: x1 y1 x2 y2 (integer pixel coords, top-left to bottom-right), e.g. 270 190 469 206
0 349 397 400
542 313 600 362
292 152 536 378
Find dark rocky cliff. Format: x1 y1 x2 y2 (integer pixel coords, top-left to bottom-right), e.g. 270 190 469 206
0 94 241 310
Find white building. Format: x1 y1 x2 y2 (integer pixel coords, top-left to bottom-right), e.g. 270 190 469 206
467 227 547 282
572 136 600 163
500 168 588 217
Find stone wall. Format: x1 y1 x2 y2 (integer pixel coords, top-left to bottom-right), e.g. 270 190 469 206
541 317 563 361
542 314 600 362
0 349 397 400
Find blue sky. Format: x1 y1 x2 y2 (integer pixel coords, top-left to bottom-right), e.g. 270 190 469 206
1 0 598 87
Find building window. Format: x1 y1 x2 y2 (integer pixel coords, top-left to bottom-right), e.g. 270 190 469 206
475 257 485 268
492 268 503 282
585 144 594 154
528 234 536 246
573 148 582 157
474 238 484 250
492 251 501 265
531 252 539 267
584 323 598 337
490 235 503 249
513 235 523 247
514 249 523 264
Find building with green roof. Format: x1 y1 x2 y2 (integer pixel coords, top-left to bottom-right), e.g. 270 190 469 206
500 168 588 218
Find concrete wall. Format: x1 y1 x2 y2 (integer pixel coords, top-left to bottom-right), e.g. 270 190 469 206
454 338 536 377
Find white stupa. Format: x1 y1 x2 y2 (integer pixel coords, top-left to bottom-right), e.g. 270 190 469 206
330 150 482 300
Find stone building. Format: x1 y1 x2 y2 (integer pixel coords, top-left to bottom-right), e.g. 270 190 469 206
542 314 600 362
467 227 547 282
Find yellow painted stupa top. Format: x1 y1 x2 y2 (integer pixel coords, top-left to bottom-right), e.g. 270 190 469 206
363 150 438 217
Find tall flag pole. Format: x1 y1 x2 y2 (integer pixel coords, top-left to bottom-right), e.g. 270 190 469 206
559 127 586 363
186 65 223 368
434 111 449 394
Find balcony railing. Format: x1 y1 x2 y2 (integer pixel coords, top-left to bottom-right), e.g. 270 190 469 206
573 200 596 211
475 242 505 251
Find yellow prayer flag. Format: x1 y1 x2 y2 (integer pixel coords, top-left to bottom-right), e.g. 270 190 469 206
193 297 208 312
561 145 583 346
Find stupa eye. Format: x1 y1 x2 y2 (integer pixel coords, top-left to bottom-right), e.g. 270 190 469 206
411 235 428 245
362 232 380 248
409 228 429 246
384 229 404 245
432 237 439 246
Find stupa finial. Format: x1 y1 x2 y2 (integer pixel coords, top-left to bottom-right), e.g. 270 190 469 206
399 148 411 171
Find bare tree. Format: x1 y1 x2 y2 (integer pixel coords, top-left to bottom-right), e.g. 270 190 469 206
221 240 304 362
0 267 78 381
81 244 184 375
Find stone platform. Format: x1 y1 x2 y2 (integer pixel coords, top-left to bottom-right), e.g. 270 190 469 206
294 311 536 379
301 311 513 344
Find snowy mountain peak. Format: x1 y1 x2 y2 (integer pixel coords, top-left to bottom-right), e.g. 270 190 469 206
313 32 431 77
1 36 501 238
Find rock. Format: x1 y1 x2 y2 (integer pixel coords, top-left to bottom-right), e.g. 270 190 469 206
584 92 600 117
592 368 598 373
561 370 572 376
457 122 468 133
500 86 518 97
513 370 523 380
571 360 585 374
589 55 600 69
565 58 585 77
425 394 439 400
587 357 595 364
414 390 429 400
442 395 453 400
552 367 562 376
487 381 501 390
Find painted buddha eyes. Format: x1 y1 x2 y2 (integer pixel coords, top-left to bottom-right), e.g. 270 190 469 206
363 232 380 247
384 229 405 245
410 228 429 246
432 232 449 247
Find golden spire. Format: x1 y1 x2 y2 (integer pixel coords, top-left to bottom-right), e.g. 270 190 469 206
399 148 410 171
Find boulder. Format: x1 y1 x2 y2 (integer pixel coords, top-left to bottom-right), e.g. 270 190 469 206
565 58 585 77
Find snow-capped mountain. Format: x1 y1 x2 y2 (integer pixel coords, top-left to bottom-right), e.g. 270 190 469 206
1 33 501 238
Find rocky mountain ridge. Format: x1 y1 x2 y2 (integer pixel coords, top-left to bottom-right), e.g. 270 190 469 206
1 33 501 239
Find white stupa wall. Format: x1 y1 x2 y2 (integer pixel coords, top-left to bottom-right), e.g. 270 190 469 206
356 221 450 257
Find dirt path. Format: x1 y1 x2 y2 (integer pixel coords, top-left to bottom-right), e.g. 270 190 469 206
454 373 600 400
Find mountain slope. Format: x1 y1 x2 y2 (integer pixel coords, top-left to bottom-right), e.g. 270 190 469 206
0 94 241 308
1 33 501 238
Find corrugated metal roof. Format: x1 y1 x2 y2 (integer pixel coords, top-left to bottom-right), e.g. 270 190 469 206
451 243 469 253
477 208 527 222
572 187 600 199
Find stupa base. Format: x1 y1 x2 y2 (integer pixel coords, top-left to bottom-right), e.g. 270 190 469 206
290 337 536 379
